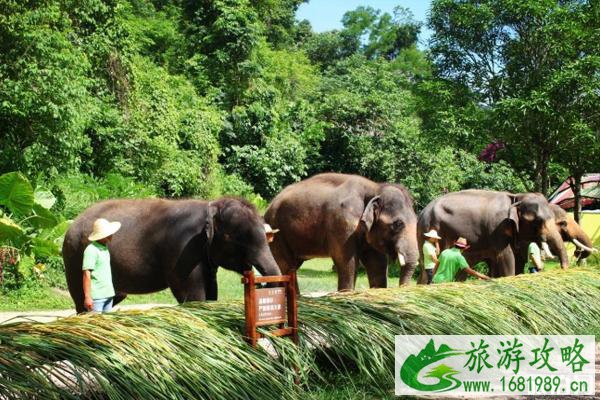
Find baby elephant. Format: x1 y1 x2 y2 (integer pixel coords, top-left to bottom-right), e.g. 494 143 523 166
63 197 281 313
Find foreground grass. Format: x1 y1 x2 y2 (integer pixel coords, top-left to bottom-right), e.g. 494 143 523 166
0 266 598 399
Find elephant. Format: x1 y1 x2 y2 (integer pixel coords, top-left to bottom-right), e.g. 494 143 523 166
549 204 596 264
63 197 281 313
417 190 569 281
264 173 419 291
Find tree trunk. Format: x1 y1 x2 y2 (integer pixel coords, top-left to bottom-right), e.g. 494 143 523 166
570 173 583 223
537 150 550 196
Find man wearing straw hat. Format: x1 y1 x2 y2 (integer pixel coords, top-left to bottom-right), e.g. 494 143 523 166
422 229 442 284
432 237 490 283
82 218 121 312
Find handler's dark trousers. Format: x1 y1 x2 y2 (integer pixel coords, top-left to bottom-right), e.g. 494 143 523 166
425 269 434 284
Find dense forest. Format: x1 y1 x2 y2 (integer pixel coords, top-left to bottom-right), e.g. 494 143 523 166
1 0 599 214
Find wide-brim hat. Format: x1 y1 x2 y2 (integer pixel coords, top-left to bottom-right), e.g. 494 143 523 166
424 229 442 240
88 218 121 241
264 223 280 235
454 237 470 249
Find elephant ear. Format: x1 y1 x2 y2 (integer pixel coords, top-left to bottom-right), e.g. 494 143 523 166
508 201 520 232
205 202 219 244
360 196 381 231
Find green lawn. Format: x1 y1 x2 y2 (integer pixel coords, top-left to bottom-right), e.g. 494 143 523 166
0 258 367 311
126 257 377 305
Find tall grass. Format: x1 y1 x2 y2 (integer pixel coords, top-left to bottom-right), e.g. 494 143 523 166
0 267 599 399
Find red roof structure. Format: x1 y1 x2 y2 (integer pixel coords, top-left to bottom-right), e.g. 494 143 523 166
548 174 600 210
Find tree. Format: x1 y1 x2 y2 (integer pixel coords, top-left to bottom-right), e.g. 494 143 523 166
182 0 262 107
429 0 598 195
0 1 93 176
342 6 421 60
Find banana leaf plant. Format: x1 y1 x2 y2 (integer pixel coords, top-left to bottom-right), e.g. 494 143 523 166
0 172 70 281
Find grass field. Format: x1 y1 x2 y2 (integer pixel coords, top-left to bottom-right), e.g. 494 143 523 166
0 258 362 311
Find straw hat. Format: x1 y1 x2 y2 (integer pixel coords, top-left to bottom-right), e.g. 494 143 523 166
454 237 470 249
88 218 121 241
264 223 280 235
424 229 442 240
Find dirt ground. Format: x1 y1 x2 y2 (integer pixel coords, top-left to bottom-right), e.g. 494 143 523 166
0 303 172 324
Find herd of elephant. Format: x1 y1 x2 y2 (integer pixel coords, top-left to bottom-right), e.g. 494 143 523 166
62 173 596 312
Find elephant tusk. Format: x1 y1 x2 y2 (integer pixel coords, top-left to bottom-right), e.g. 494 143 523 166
572 239 598 253
398 253 406 267
541 242 555 258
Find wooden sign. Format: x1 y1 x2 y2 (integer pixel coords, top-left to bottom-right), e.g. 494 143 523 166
242 270 298 347
256 287 286 324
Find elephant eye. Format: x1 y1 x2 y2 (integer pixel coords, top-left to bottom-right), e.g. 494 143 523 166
392 220 405 232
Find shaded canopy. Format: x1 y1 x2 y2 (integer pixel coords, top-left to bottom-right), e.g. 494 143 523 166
549 174 600 210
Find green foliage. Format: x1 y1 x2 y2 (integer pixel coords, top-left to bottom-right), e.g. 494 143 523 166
342 6 421 59
0 172 68 290
1 0 594 223
182 0 263 106
0 1 93 176
220 44 323 198
429 0 599 194
118 55 223 197
0 173 35 217
50 173 157 219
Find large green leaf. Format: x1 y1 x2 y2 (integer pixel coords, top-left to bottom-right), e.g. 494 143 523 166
31 237 60 258
28 203 59 229
0 217 27 247
39 220 71 242
17 255 35 279
0 172 34 216
34 189 56 209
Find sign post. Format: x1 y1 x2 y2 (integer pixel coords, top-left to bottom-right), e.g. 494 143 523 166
242 270 298 347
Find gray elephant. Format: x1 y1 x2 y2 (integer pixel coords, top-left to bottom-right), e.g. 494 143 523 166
63 197 281 313
550 204 595 264
264 173 419 290
417 190 569 281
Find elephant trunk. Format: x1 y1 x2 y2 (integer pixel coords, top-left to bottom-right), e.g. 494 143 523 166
543 223 569 269
397 235 419 286
253 248 282 277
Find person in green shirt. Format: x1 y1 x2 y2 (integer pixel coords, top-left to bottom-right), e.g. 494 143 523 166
432 237 490 283
422 229 442 284
524 242 543 273
82 218 121 312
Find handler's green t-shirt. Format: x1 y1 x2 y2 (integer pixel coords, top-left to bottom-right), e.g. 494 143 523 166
524 242 542 273
82 242 115 299
432 247 469 283
423 241 437 270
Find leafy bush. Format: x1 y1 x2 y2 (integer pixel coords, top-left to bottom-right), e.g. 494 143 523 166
50 173 157 220
0 172 68 290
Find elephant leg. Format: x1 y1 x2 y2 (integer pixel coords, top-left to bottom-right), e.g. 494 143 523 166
495 246 515 277
416 237 428 285
113 292 128 307
359 248 387 288
204 267 218 301
269 236 301 275
514 245 527 275
168 265 208 303
332 251 359 291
